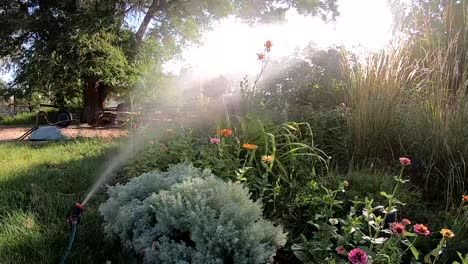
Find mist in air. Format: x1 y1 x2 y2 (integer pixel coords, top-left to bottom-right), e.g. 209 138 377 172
83 0 393 204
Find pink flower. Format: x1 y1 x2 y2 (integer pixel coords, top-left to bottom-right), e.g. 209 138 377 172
414 224 430 236
399 157 411 166
257 53 265 61
390 222 406 236
209 137 220 145
335 246 346 255
348 248 368 264
402 219 411 225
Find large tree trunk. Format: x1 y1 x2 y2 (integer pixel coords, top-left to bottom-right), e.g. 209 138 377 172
82 80 110 124
134 0 168 54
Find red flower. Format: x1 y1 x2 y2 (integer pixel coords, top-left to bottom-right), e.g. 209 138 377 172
264 40 272 52
402 218 412 225
390 222 406 236
414 224 430 236
348 248 368 264
335 246 346 255
399 157 411 166
257 53 265 61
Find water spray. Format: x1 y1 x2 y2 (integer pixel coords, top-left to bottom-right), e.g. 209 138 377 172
58 202 84 264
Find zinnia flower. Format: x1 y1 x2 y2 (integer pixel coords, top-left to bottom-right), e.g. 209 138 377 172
399 157 411 166
242 143 257 150
219 129 232 137
463 195 468 203
335 246 346 255
261 155 274 163
440 228 455 238
390 222 406 236
209 137 220 145
348 248 368 264
402 219 411 225
264 40 272 52
414 224 430 236
257 53 265 61
159 146 167 151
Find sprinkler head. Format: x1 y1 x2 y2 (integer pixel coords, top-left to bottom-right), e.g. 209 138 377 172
67 202 84 226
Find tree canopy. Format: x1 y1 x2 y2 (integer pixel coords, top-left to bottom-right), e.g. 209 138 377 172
0 0 339 122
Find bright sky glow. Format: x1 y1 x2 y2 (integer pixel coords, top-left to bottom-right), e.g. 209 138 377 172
0 0 393 82
164 0 393 78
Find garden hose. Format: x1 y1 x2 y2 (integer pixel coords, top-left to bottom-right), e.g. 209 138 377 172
58 202 84 264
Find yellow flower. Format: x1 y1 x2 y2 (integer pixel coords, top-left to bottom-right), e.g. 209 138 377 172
440 228 455 238
242 143 257 150
261 155 274 163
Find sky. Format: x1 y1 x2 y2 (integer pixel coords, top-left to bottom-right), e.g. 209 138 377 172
163 0 394 78
0 0 394 82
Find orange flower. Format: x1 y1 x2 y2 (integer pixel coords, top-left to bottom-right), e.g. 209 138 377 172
257 53 265 61
242 143 257 150
261 155 274 163
159 145 167 151
219 129 232 137
440 228 455 238
264 40 272 52
463 195 468 203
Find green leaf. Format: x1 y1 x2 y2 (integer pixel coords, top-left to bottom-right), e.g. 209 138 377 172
409 245 419 260
380 191 393 198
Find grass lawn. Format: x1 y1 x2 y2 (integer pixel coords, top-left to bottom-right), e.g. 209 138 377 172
0 139 125 264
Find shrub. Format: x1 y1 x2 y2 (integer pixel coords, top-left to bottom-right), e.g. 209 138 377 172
99 163 287 264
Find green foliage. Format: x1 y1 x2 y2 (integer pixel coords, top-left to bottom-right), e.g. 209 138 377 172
0 112 38 125
0 139 121 263
292 164 456 264
259 46 349 118
0 0 340 108
99 163 287 264
0 80 10 101
76 32 137 87
453 252 468 264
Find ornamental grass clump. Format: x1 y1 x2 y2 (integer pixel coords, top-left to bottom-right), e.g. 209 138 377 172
99 163 286 264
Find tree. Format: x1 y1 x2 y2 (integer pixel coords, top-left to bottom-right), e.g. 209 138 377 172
1 0 339 124
0 80 11 102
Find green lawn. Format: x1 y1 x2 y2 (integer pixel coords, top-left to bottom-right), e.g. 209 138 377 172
0 139 125 264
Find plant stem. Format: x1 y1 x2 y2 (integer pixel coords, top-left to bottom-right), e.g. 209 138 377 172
372 166 405 249
401 236 418 258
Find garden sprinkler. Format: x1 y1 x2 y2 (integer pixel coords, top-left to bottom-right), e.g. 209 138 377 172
58 202 84 264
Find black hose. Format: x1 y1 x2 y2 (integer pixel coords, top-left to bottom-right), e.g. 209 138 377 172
58 222 77 264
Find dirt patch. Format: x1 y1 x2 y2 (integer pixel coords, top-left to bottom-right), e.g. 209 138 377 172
0 125 128 141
